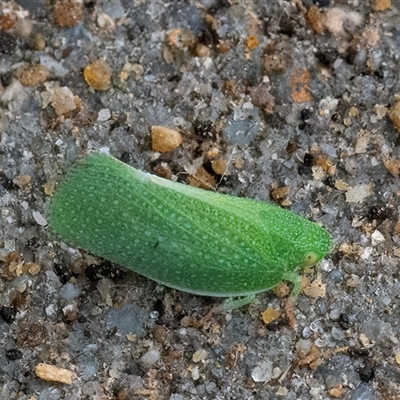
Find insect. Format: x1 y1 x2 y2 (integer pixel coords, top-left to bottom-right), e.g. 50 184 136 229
48 153 331 303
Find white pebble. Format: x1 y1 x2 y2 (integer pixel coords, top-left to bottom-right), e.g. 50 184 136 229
33 211 47 226
139 349 160 368
97 108 111 121
251 361 273 382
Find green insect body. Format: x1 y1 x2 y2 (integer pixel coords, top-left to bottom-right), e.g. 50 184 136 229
48 153 331 297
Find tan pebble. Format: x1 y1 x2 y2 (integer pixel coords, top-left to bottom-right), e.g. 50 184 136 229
180 316 192 328
211 158 227 175
166 29 182 46
17 65 50 87
324 8 362 37
372 104 387 119
360 27 380 48
206 147 219 159
217 40 231 53
348 106 359 117
1 14 14 30
246 35 259 50
276 387 288 396
33 33 45 50
51 87 78 116
373 0 391 11
234 157 245 169
303 274 326 299
312 166 325 181
359 333 371 347
120 63 132 80
281 198 292 207
327 165 336 175
388 100 400 133
260 307 281 325
273 282 290 298
290 69 312 103
188 167 216 190
224 80 240 99
151 126 182 153
84 60 112 91
271 186 290 201
54 0 83 28
97 13 115 30
131 63 144 80
306 6 326 34
298 344 321 369
153 164 172 180
35 363 73 384
335 180 350 191
27 262 41 275
153 325 168 343
315 155 335 173
205 14 218 30
193 43 210 58
192 349 208 363
126 332 136 342
394 219 400 234
13 175 31 189
384 159 400 176
162 46 175 64
329 385 343 398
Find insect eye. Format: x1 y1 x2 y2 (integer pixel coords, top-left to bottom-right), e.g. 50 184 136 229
303 252 318 266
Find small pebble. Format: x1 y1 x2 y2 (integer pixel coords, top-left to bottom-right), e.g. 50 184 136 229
276 386 289 396
51 87 78 116
138 349 160 368
329 385 343 398
211 158 228 175
188 167 216 190
151 125 182 153
271 186 290 202
251 361 273 382
59 282 81 301
97 108 111 122
191 365 200 380
371 230 385 246
384 159 400 176
32 211 47 226
246 35 259 50
35 363 74 384
33 33 46 50
13 175 31 189
296 339 312 358
193 43 210 58
261 307 281 325
388 100 400 133
54 0 83 28
17 65 50 87
153 325 168 343
373 0 391 11
84 59 112 91
192 349 208 363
